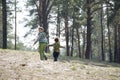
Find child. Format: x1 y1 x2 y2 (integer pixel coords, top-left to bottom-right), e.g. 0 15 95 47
48 37 64 61
33 27 48 60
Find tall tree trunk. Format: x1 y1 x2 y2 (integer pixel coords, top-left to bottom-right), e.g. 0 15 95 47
118 24 120 63
100 3 105 61
70 17 75 57
70 24 75 56
39 0 51 34
42 0 48 33
65 16 69 56
56 5 60 37
39 0 42 26
64 0 69 56
70 25 74 56
14 0 17 50
112 0 120 63
85 0 92 59
2 0 7 49
106 0 112 62
114 24 118 62
39 0 54 52
76 27 81 58
82 28 86 58
70 29 74 57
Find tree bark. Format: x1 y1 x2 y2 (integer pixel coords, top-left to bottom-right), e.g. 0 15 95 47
76 27 81 58
65 16 69 56
114 24 118 62
118 24 120 63
2 0 7 49
82 29 86 58
85 0 92 59
100 3 105 61
56 5 60 37
106 0 112 62
70 19 75 57
64 0 69 56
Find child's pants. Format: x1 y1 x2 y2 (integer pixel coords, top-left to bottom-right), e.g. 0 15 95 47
39 42 47 60
53 51 59 61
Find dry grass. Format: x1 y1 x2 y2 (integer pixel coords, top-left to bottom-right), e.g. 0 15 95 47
0 49 120 80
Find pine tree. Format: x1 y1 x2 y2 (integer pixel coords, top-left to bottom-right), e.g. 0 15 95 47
2 0 7 49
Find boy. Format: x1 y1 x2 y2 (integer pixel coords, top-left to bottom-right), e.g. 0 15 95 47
33 27 48 60
48 37 64 61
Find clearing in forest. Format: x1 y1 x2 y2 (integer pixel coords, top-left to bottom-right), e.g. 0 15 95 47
0 49 120 80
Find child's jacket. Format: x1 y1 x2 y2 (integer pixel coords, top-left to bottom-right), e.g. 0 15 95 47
53 42 60 52
49 42 60 52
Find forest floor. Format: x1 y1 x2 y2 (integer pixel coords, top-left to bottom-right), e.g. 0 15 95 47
0 49 120 80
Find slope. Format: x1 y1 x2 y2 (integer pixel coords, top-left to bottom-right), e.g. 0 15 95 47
0 49 120 80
